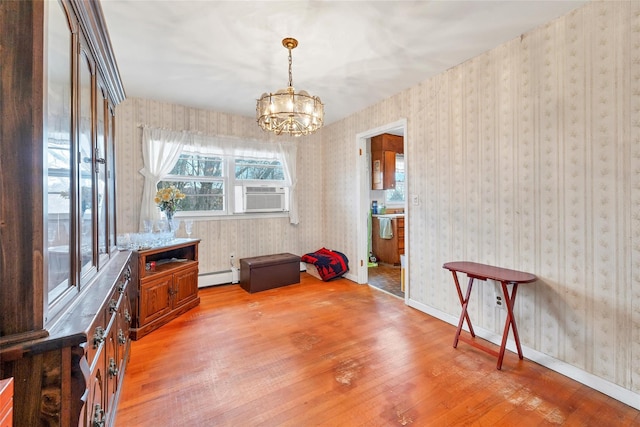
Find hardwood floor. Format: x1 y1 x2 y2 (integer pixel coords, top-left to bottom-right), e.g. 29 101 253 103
116 273 639 426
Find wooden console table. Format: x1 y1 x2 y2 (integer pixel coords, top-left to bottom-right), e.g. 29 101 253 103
130 239 200 340
443 261 537 369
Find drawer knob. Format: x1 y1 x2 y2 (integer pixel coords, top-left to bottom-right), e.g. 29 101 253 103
109 299 118 314
108 357 119 378
92 326 105 348
92 403 105 427
118 329 127 345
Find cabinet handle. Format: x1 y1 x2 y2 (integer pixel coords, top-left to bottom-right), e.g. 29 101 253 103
124 309 131 323
108 357 119 378
93 326 105 348
109 299 118 314
117 279 125 294
118 329 127 345
124 265 131 280
92 403 105 427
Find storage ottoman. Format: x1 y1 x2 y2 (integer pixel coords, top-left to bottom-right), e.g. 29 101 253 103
239 253 300 293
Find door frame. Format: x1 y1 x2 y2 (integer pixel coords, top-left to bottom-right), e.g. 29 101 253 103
356 118 408 300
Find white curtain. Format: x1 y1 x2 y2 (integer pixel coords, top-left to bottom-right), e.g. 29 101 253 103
139 127 299 225
138 127 189 231
279 142 298 225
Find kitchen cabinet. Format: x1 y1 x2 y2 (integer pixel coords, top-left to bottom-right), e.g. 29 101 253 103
371 134 403 190
130 239 200 340
372 216 404 265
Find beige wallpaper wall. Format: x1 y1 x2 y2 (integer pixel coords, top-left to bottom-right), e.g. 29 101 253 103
115 0 639 403
321 0 639 398
115 99 325 274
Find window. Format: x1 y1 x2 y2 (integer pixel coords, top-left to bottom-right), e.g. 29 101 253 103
385 154 405 205
159 152 288 215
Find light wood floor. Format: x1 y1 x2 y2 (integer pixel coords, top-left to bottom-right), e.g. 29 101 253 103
116 273 639 426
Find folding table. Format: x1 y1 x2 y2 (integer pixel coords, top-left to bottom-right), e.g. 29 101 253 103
443 261 537 369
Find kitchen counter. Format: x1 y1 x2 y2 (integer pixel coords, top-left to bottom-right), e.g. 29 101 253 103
372 213 405 218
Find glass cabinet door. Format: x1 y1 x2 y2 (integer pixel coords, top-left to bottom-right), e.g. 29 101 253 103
45 0 73 303
96 84 108 266
43 0 124 323
107 107 117 253
79 49 96 278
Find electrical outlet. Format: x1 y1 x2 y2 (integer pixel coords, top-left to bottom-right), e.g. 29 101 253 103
411 194 419 206
495 292 505 310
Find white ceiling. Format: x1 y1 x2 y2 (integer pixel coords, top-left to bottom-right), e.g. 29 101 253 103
101 0 586 125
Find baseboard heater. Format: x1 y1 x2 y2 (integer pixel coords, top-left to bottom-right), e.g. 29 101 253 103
198 262 307 288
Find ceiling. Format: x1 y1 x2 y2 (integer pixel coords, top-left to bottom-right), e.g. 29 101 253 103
101 0 586 125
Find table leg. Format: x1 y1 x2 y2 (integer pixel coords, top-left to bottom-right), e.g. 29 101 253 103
453 274 476 348
497 282 522 370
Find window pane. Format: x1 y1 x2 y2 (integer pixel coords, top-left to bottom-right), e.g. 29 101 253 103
235 159 284 180
386 154 405 204
159 180 225 212
170 155 223 177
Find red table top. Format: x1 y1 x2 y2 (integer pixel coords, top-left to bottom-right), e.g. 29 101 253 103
443 261 537 284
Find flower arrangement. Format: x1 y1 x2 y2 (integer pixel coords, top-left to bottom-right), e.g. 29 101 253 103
154 185 185 219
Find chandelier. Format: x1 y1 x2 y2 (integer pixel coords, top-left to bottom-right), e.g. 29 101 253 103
256 38 324 136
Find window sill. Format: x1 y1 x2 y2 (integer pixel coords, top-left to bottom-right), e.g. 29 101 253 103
175 212 290 221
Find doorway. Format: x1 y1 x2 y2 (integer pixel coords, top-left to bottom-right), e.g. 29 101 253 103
356 119 408 301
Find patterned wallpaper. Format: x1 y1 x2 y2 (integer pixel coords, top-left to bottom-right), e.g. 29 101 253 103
115 0 639 401
320 0 640 398
115 99 325 274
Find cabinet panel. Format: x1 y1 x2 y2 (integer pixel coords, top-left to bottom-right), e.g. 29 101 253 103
371 134 403 190
174 265 199 308
83 366 105 427
383 151 397 189
372 217 401 265
397 218 405 255
139 275 173 326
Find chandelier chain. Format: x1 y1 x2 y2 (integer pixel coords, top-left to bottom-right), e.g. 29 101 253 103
288 47 293 88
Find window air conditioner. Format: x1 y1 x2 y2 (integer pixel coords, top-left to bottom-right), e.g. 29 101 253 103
234 185 288 213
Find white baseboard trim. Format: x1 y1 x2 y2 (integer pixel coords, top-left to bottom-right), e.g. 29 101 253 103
198 268 239 288
200 263 310 288
406 298 640 410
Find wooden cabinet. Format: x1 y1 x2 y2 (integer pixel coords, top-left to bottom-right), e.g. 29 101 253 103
77 255 133 427
0 1 129 426
371 134 403 190
397 217 405 257
0 252 133 427
372 216 405 265
131 239 201 340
